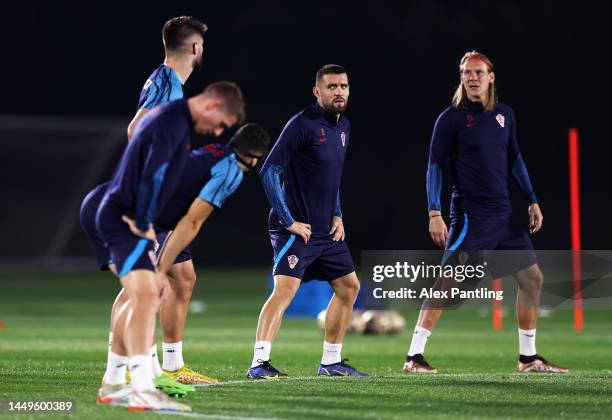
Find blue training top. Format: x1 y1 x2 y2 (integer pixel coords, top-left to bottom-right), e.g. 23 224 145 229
427 100 537 219
103 99 194 231
259 103 347 236
137 64 184 110
154 144 243 231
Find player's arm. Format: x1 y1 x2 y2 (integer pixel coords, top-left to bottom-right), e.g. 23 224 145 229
427 110 454 248
127 109 150 140
133 122 178 232
259 116 311 243
330 191 345 241
128 74 172 140
158 156 243 273
158 198 215 274
507 108 542 233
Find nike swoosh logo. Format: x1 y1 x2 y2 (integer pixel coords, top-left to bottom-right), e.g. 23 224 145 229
332 370 348 376
255 347 265 350
166 350 175 353
524 334 534 337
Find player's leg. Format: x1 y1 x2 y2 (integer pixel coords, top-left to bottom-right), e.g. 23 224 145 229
513 263 567 373
324 272 360 344
318 271 367 377
404 214 489 373
247 274 300 379
160 259 217 385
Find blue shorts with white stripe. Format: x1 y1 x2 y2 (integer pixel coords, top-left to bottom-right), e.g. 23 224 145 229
270 231 355 283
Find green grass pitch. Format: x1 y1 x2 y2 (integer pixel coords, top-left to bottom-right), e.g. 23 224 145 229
1 269 611 419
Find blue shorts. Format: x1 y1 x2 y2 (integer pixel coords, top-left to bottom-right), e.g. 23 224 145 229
156 230 192 264
270 231 355 282
95 199 156 278
79 183 111 271
444 213 537 278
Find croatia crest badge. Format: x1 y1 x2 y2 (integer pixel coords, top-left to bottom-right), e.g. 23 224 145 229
340 132 346 147
288 255 299 269
495 114 505 128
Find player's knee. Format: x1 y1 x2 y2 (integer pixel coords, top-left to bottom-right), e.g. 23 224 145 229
530 270 544 291
518 268 544 292
171 272 196 301
130 286 161 309
337 277 360 302
272 282 299 303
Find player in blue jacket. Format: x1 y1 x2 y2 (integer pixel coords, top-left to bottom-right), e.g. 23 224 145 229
247 64 368 379
403 51 567 375
95 82 244 412
79 16 221 403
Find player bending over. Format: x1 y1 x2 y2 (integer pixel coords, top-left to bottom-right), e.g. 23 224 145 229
111 123 270 391
80 16 218 398
94 82 244 412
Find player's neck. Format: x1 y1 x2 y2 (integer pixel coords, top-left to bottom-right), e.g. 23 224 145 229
164 57 193 84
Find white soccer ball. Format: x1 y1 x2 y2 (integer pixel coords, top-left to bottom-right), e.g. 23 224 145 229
361 310 393 335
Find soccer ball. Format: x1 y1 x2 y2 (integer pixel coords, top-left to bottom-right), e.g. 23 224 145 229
361 310 406 335
361 310 393 335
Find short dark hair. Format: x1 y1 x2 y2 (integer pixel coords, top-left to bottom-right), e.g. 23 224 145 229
315 64 347 84
203 81 246 124
228 123 271 156
162 16 208 53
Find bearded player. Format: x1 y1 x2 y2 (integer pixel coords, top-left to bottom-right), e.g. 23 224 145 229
247 64 368 379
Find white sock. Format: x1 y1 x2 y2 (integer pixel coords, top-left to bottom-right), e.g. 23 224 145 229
162 341 184 372
321 341 342 365
518 328 537 356
251 341 271 368
408 326 431 356
129 355 155 392
150 344 163 377
104 351 128 385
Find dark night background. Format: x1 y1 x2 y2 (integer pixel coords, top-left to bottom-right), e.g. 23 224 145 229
1 1 610 268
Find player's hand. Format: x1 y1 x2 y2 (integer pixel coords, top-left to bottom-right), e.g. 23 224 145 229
157 273 171 302
528 203 543 234
429 214 448 249
330 216 345 241
122 215 156 241
287 221 312 244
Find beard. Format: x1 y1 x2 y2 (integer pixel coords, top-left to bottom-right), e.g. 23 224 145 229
193 55 203 72
322 97 348 114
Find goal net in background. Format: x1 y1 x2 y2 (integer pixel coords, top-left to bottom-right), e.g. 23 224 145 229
0 114 128 271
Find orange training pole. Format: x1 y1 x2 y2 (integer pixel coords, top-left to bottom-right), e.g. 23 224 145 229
569 128 583 333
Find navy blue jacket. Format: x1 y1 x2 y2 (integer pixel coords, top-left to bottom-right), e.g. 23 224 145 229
427 100 537 219
103 99 193 231
154 144 243 231
260 103 348 236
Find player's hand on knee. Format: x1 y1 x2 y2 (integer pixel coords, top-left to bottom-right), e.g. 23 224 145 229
428 214 448 249
122 215 156 241
528 203 543 234
330 216 345 241
157 273 171 302
287 221 311 244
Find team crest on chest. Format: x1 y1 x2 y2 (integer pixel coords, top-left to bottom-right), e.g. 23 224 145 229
287 255 299 269
466 114 475 128
495 114 505 128
340 132 346 147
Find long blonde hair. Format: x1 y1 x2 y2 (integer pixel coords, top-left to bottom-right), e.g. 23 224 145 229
452 50 497 112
